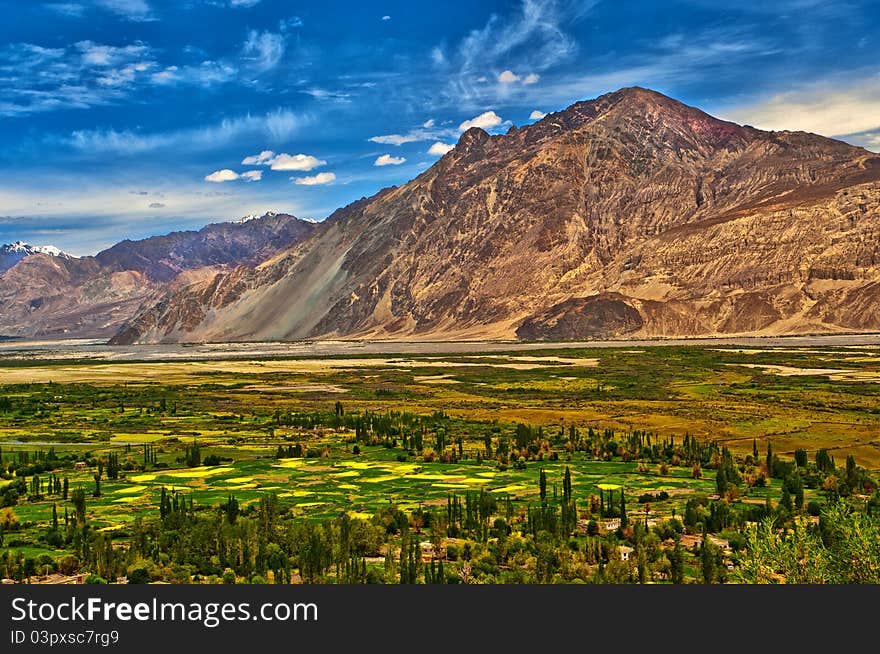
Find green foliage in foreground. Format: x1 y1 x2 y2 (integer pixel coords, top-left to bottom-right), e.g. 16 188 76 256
736 501 880 583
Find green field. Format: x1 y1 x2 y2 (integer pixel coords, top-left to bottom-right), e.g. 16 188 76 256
1 343 878 584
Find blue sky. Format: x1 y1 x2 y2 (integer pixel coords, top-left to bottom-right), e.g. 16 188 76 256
1 0 878 255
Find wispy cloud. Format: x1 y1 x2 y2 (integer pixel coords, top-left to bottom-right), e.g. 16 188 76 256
720 74 880 138
241 29 286 73
515 25 786 110
95 0 156 22
369 129 433 146
150 61 238 87
437 0 594 108
856 132 880 153
67 109 309 154
301 88 353 102
46 3 85 18
529 110 546 120
0 40 160 115
241 150 275 165
293 172 335 185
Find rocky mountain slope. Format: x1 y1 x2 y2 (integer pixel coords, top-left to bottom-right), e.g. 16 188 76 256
0 213 315 338
112 87 880 344
95 212 315 282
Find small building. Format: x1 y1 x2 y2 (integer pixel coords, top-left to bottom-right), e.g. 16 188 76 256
74 462 88 470
618 545 634 562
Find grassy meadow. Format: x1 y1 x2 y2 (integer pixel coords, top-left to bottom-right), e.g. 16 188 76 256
1 342 878 582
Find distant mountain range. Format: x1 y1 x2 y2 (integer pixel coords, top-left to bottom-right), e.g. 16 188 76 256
3 87 880 343
0 242 70 275
0 213 316 338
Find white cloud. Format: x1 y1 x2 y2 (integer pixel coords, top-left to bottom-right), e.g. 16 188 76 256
148 202 165 208
369 129 438 146
241 150 275 165
95 0 155 22
205 169 241 183
205 169 263 183
230 0 262 6
498 70 539 86
241 30 286 73
722 76 880 138
431 46 446 66
293 172 336 185
382 15 391 21
529 110 546 120
458 110 502 131
423 118 435 128
267 153 326 171
498 70 519 84
150 61 237 87
428 142 455 156
75 40 152 67
374 154 406 166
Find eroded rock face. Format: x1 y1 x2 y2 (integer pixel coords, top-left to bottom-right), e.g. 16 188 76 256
515 294 644 340
112 87 880 344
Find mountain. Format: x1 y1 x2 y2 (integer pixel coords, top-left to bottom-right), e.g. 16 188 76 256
0 241 69 274
0 213 316 338
111 87 880 344
95 212 315 282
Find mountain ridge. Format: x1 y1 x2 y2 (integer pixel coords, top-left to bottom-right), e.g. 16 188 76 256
110 86 880 344
0 212 316 338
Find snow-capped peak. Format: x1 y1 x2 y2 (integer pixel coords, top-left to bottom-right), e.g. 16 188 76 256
2 241 68 256
1 241 71 274
232 211 279 224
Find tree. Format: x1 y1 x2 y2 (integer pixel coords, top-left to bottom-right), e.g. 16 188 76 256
669 537 684 584
700 537 719 584
185 440 201 468
563 466 572 503
71 488 87 525
539 469 547 503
